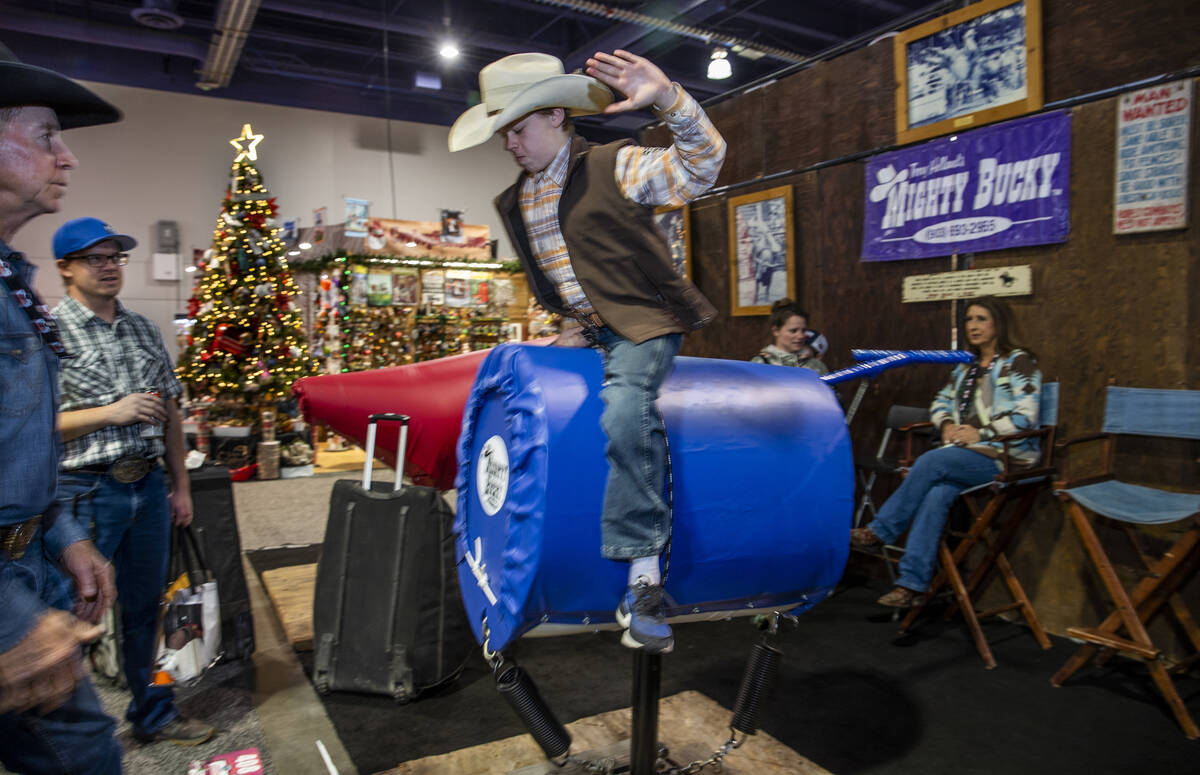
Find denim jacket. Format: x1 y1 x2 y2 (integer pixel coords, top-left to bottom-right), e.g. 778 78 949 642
0 240 87 650
929 348 1042 465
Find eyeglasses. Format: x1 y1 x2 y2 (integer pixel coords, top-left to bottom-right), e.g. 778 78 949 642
70 253 130 267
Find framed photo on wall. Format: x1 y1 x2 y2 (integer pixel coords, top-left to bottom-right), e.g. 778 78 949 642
653 204 691 280
727 186 794 317
894 0 1043 145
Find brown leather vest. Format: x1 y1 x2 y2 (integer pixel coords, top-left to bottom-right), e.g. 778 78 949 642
495 136 717 344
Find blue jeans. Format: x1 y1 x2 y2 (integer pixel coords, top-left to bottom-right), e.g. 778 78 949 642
56 466 177 736
590 329 682 560
0 527 122 774
866 445 999 592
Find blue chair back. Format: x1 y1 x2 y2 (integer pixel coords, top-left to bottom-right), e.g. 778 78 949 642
1102 386 1200 440
1040 382 1059 428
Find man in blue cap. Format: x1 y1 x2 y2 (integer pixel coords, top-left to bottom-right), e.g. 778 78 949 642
52 216 213 747
0 41 124 774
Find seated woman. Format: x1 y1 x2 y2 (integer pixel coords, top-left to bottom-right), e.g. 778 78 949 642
850 296 1042 607
751 298 828 375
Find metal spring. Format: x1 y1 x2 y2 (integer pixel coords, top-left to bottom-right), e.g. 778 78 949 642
494 663 572 760
730 640 781 735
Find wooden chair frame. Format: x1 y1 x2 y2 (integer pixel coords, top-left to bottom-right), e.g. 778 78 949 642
896 421 1058 668
1050 417 1200 739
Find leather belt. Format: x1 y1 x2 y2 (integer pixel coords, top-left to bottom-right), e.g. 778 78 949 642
0 514 41 561
70 455 158 484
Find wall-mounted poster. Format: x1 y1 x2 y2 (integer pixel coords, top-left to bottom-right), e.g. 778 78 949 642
491 277 515 308
347 264 368 306
469 273 491 307
312 207 327 244
441 209 465 245
728 186 794 316
344 197 370 238
444 269 471 308
280 217 299 245
392 268 420 305
862 110 1070 262
367 218 490 260
421 269 445 306
1114 79 1192 234
895 0 1042 145
653 204 691 280
366 271 392 306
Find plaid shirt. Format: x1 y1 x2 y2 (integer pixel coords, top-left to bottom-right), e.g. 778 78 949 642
54 295 182 468
518 84 725 320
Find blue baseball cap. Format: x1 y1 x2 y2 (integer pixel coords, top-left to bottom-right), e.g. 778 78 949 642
53 217 137 260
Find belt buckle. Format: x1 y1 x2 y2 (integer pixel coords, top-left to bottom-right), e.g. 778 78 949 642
3 515 41 560
110 456 151 484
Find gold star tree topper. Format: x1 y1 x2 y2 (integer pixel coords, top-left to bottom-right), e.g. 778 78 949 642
229 123 264 162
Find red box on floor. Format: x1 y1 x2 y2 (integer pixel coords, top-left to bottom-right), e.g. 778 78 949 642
189 748 263 774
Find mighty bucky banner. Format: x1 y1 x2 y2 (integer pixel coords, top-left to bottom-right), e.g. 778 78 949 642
862 111 1071 261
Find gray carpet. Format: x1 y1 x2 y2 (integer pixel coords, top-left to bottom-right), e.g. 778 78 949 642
93 659 272 775
0 659 271 775
231 470 393 551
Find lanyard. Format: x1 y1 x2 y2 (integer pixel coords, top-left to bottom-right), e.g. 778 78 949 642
957 354 998 422
0 257 70 358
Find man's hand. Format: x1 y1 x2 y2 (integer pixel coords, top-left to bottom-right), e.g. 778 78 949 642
0 610 103 714
552 327 590 348
170 489 194 527
106 392 167 428
60 541 115 624
585 50 675 114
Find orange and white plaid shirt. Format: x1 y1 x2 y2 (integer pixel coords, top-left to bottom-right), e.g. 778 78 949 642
517 84 725 322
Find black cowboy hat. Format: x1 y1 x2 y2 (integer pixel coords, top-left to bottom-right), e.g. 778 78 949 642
0 42 121 129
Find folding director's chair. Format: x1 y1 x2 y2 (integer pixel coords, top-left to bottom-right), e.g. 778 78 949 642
853 404 936 528
897 382 1060 668
1050 385 1200 739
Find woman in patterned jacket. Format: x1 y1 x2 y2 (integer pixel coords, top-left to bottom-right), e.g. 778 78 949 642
850 296 1042 607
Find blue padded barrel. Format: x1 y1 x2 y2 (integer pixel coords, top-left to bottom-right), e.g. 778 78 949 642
454 344 853 651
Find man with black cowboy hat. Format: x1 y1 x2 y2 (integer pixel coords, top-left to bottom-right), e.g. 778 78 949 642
52 215 214 747
449 49 725 654
0 42 124 773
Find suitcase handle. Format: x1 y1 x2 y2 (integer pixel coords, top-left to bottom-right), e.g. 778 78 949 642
364 414 410 492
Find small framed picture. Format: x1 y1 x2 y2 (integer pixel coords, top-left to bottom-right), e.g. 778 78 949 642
728 186 794 316
894 0 1043 145
653 204 691 280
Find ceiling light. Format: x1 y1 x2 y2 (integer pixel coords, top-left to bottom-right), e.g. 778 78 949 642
439 42 459 59
707 48 731 80
299 242 312 250
288 250 301 256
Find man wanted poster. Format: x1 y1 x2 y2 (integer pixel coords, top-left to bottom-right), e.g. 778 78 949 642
1114 79 1191 234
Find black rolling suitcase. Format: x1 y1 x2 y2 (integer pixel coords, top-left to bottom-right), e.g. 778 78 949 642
312 413 472 702
187 464 256 661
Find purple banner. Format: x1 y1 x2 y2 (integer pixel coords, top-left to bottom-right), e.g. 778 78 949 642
862 111 1071 261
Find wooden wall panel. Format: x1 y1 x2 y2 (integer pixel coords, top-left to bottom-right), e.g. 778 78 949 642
637 0 1199 654
1043 0 1200 104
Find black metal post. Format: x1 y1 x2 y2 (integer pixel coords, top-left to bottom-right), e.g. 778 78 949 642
630 651 661 775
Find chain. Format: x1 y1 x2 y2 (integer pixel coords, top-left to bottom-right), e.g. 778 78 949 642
562 730 744 775
664 731 744 774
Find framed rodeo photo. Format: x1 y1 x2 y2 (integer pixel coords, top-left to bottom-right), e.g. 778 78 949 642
728 186 795 317
894 0 1043 145
653 203 691 281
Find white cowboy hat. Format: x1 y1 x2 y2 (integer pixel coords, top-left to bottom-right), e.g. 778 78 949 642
448 53 613 152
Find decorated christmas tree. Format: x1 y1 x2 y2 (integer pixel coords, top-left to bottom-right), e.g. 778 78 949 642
177 124 318 427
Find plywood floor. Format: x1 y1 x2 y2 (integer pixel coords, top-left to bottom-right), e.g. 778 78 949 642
381 690 831 775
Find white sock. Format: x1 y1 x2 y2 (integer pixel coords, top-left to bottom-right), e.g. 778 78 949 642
629 555 661 586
